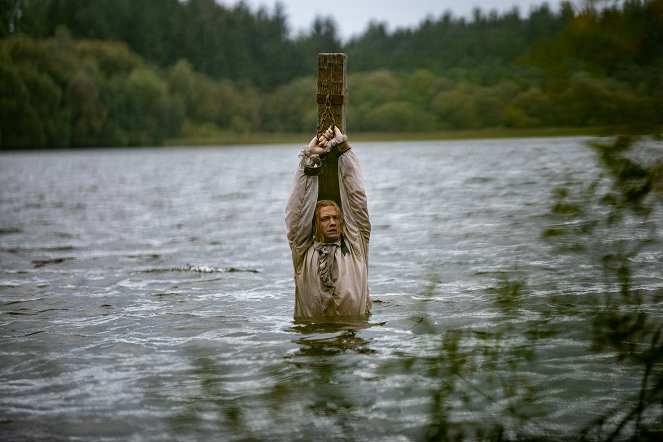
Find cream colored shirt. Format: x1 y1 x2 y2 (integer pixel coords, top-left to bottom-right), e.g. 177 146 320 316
285 151 371 318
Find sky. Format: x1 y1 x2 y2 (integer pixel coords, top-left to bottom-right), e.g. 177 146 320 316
216 0 580 41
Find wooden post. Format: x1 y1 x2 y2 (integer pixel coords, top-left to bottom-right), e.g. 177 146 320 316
316 53 348 207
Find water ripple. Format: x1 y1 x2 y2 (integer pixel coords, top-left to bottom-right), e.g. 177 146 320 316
1 139 661 440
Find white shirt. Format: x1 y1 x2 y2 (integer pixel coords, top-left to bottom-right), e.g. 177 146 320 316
285 150 371 318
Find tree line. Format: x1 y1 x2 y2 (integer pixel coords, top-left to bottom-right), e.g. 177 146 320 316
1 0 662 148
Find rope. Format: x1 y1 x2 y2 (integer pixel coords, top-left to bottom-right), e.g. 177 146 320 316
317 59 337 136
318 94 336 135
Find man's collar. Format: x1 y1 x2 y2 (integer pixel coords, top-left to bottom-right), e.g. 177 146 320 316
314 237 349 256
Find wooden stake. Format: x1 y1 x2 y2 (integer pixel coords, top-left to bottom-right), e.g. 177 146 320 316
317 53 348 207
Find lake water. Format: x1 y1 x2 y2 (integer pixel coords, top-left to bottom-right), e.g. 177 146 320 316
1 138 661 441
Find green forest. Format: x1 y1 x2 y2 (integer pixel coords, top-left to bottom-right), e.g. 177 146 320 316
1 0 662 148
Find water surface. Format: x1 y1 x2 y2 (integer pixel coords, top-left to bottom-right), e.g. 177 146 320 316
1 138 661 440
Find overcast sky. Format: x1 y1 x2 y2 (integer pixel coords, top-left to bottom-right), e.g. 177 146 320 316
216 0 581 41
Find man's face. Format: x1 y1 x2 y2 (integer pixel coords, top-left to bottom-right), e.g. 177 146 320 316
318 205 342 243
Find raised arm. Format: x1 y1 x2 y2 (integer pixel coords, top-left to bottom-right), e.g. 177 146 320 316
339 149 370 245
285 137 320 269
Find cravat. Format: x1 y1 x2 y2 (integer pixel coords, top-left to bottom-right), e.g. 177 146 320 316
316 241 339 290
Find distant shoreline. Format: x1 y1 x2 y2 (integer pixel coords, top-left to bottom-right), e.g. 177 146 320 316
2 127 658 151
164 127 625 147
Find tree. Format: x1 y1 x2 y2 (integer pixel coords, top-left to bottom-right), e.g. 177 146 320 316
363 101 437 132
65 68 108 147
263 76 316 132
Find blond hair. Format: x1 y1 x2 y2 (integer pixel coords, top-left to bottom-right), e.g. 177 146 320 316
313 200 343 242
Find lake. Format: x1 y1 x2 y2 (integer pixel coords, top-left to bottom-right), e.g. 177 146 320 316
1 137 662 441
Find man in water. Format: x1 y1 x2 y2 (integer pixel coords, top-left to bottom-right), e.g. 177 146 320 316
285 126 371 318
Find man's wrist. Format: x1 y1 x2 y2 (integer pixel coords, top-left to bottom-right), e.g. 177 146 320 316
336 142 351 154
329 134 350 155
300 147 323 175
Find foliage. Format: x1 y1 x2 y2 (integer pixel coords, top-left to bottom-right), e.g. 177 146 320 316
1 0 663 147
543 135 663 440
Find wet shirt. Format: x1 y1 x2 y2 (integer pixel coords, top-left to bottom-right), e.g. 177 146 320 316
285 151 371 318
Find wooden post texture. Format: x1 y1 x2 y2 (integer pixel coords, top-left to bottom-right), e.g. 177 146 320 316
316 53 347 207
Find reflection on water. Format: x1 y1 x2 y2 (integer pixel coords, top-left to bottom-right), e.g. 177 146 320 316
1 138 661 441
291 318 382 356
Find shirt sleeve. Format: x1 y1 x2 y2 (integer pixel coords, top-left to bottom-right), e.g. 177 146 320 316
338 150 371 260
285 156 318 270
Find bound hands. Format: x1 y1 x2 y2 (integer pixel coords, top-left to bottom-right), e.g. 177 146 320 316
305 126 350 158
302 126 350 175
